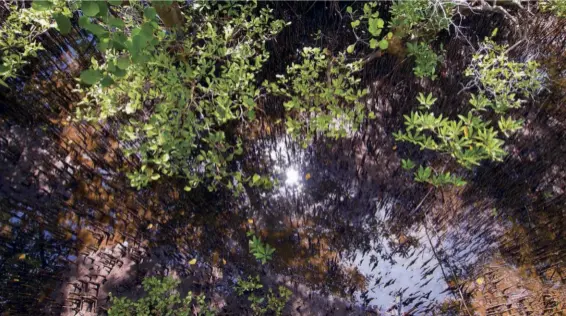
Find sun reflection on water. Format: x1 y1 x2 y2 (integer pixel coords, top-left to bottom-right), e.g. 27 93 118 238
285 168 300 186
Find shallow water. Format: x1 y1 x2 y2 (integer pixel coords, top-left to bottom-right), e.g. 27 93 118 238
1 4 566 314
237 135 505 313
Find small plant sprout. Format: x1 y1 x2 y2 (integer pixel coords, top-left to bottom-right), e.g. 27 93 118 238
249 235 275 264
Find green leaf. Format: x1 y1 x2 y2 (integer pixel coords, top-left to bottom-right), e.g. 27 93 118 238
80 69 103 85
423 166 431 178
252 174 261 184
116 56 130 69
131 52 149 64
81 1 100 17
491 27 498 37
32 1 53 11
363 3 371 15
97 1 109 17
368 18 382 36
368 111 376 119
108 17 125 29
346 44 356 54
141 22 154 37
54 13 72 35
369 39 378 49
144 7 157 20
84 22 108 37
112 32 128 50
78 16 90 28
378 39 389 50
111 40 126 51
97 37 111 51
107 61 116 73
100 75 114 87
132 34 149 52
247 109 256 120
0 79 9 89
346 6 353 14
108 0 122 6
351 20 360 28
401 159 416 170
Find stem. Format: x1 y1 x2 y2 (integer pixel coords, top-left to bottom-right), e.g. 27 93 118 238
409 187 434 215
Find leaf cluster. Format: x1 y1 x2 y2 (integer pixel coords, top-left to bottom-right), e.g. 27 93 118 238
266 47 367 147
395 38 544 186
346 2 389 51
464 37 543 114
235 276 292 316
248 234 275 264
390 0 454 79
0 1 71 87
539 0 566 16
394 106 507 169
407 42 443 80
108 276 215 316
73 1 286 190
389 0 454 38
414 165 466 187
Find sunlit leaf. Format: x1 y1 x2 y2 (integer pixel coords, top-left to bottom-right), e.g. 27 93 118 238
491 28 498 37
347 44 355 54
369 39 378 49
252 174 260 184
32 0 53 11
116 56 130 69
81 1 100 17
368 18 382 36
144 7 157 20
80 69 102 85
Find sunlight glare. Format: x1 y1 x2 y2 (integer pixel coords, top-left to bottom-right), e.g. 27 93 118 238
285 168 299 186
